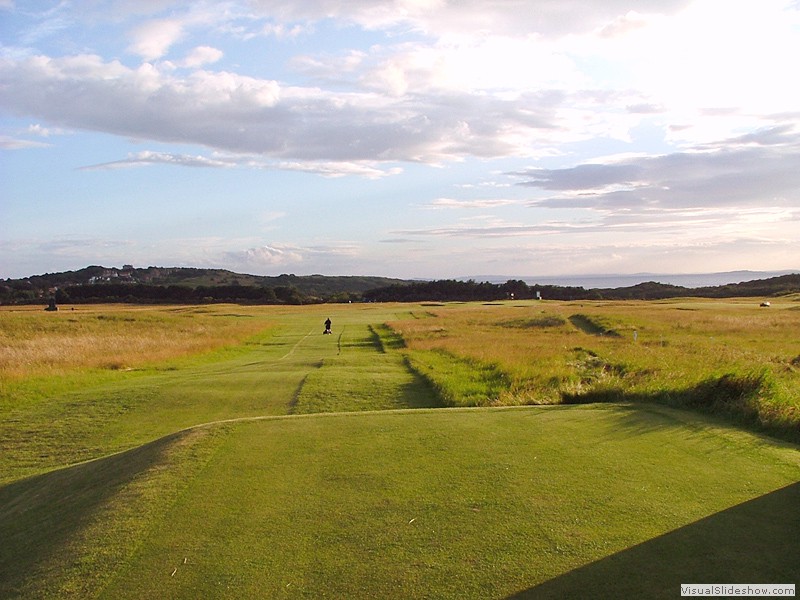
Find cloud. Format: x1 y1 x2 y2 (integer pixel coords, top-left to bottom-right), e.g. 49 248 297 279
0 53 569 164
127 18 184 60
0 235 139 277
394 211 584 238
394 206 800 240
625 103 664 114
0 234 261 278
340 36 583 98
80 150 232 170
182 45 223 68
247 0 692 37
426 198 520 209
11 3 74 47
229 244 306 267
511 163 643 191
453 236 800 278
26 123 65 136
513 125 800 211
0 134 50 149
272 160 403 178
394 125 800 254
6 1 797 173
379 238 416 244
80 149 402 178
1 55 278 138
598 10 651 38
224 242 362 272
260 22 307 39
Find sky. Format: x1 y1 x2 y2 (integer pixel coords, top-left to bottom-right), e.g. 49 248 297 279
2 0 799 280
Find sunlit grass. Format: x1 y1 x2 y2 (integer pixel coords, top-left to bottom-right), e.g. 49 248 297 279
40 407 800 599
1 300 798 598
389 298 800 440
0 304 272 378
0 303 429 483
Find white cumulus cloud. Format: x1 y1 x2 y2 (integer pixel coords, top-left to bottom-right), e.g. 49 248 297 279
127 18 185 60
182 45 223 68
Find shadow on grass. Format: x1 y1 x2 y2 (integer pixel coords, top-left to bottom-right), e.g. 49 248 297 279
369 323 406 352
0 432 186 597
507 481 800 600
397 374 446 409
568 314 621 337
590 403 695 438
561 372 799 445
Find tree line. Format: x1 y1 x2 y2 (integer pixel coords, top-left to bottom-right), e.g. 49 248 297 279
0 266 398 305
362 274 800 302
362 279 594 302
0 282 314 305
2 274 797 306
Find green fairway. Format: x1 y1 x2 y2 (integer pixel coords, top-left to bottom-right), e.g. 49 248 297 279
292 324 442 413
0 305 422 483
1 302 799 599
6 406 797 599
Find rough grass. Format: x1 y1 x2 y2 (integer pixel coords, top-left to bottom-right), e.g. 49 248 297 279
0 330 305 483
405 349 512 406
389 298 800 441
0 304 271 379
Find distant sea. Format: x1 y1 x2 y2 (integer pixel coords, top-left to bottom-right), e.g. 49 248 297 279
462 270 799 290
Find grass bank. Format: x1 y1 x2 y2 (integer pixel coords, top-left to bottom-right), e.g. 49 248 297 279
10 404 795 599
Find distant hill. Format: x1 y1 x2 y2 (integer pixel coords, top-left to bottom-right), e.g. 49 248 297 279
0 266 410 305
462 270 799 289
597 275 800 300
2 266 799 305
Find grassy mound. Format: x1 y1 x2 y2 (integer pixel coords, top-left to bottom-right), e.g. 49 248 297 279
4 405 796 599
0 427 226 598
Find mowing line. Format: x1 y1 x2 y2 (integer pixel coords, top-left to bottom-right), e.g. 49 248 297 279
17 405 620 475
286 374 309 415
42 402 800 477
286 360 324 415
278 328 317 361
37 406 571 474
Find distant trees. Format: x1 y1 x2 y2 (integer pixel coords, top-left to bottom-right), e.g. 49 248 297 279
362 279 596 302
0 267 407 305
49 283 307 305
2 272 798 306
362 275 800 303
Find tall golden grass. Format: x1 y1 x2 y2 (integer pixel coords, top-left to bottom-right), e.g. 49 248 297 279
390 298 800 438
0 304 271 379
